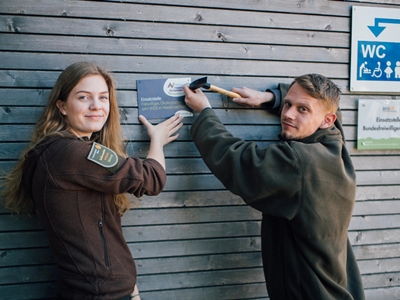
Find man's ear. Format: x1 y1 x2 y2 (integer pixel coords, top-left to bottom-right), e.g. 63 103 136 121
319 112 337 129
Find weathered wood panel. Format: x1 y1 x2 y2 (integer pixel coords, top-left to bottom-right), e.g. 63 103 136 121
0 33 350 62
1 0 400 299
0 52 349 79
0 1 350 32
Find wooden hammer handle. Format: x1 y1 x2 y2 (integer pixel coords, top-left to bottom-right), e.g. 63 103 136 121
208 85 241 99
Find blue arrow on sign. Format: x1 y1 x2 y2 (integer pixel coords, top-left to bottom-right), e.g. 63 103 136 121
368 18 400 37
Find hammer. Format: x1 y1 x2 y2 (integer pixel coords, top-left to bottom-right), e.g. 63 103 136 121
189 77 241 99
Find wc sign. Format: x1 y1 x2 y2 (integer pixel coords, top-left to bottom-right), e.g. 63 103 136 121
350 6 400 92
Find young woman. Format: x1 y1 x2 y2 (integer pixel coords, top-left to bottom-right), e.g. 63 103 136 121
2 62 183 300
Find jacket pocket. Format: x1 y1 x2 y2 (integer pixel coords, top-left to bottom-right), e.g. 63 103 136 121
98 217 110 267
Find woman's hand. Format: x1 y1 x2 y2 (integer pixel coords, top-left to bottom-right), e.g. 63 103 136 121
139 113 183 146
139 113 183 169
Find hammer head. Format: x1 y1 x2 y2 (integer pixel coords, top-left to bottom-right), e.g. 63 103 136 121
189 77 210 90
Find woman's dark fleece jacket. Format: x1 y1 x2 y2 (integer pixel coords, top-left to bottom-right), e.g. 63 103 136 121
21 133 166 300
190 85 365 300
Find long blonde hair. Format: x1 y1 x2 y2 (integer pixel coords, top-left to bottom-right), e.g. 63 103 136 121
1 61 131 215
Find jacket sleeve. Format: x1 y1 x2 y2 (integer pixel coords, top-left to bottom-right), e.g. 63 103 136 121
190 109 302 220
45 139 166 198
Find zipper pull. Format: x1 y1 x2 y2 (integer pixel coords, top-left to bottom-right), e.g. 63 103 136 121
98 219 103 227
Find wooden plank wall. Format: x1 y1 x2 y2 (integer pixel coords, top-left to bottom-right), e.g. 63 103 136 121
1 0 400 299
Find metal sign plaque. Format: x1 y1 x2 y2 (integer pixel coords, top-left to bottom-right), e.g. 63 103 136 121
350 6 400 92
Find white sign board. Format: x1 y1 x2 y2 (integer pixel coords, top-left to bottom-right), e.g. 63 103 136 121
358 99 400 150
350 6 400 92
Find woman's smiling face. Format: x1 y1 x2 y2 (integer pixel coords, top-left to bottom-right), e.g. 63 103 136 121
57 75 110 139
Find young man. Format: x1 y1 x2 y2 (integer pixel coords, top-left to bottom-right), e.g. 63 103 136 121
183 74 365 300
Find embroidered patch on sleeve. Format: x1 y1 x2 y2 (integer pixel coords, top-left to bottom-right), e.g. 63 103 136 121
87 142 119 171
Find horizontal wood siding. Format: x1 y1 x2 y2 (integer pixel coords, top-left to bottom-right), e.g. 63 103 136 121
1 0 400 299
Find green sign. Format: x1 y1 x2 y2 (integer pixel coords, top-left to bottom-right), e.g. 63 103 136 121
358 99 400 150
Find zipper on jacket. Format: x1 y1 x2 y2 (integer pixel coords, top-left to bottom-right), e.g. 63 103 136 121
98 218 110 267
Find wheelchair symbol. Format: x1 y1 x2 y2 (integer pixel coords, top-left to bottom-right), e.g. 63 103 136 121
371 62 382 78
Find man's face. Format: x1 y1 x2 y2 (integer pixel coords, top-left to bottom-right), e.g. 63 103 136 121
280 82 334 140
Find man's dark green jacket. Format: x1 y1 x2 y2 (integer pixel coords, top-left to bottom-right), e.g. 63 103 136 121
190 84 365 300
